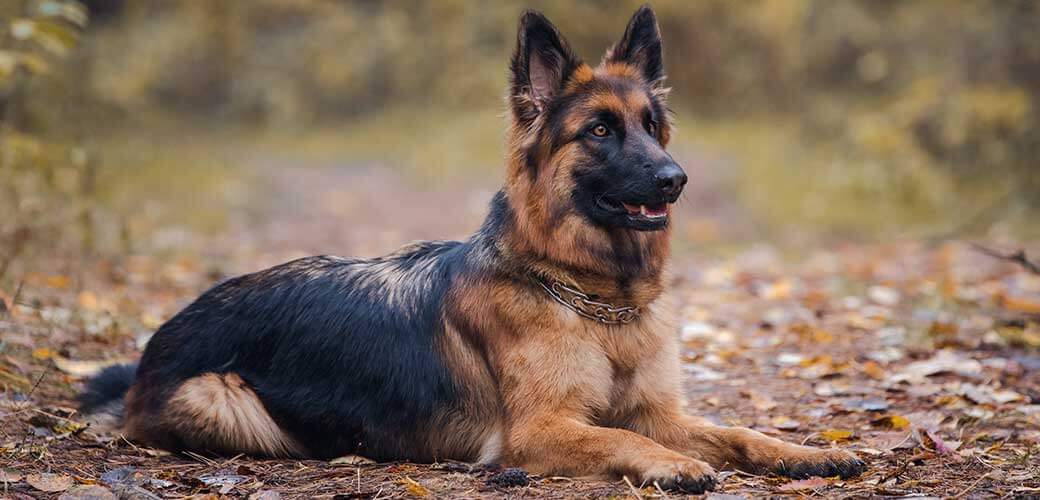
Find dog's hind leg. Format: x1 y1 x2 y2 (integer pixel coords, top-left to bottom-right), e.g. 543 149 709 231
129 373 304 457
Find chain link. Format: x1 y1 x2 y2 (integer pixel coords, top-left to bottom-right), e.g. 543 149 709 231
537 278 640 325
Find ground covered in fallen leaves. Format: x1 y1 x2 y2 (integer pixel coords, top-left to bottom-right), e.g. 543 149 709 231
1 165 1039 499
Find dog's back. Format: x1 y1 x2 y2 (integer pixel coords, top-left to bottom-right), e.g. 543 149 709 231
82 242 496 460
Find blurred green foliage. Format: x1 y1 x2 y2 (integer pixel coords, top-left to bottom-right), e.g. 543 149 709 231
68 1 1039 176
1 0 91 278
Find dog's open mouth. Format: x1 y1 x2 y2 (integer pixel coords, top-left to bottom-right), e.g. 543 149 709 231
596 196 670 225
620 202 668 219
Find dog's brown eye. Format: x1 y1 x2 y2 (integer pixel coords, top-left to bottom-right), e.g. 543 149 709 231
590 124 610 137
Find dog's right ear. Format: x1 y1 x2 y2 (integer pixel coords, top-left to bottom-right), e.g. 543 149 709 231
510 11 582 123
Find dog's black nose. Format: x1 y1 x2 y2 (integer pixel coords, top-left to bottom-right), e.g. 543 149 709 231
655 164 687 197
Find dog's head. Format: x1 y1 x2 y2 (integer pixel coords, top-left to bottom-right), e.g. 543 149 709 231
506 5 682 235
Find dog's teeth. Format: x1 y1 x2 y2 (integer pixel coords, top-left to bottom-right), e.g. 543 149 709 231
640 205 647 215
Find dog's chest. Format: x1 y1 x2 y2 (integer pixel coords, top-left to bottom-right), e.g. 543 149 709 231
578 309 676 409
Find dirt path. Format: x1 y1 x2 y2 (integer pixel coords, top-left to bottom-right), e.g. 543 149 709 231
1 162 1038 498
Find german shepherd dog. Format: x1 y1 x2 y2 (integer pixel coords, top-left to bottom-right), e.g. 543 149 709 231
81 6 865 492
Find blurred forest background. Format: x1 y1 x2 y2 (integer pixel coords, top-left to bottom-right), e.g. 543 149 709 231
1 0 1039 281
4 3 1040 496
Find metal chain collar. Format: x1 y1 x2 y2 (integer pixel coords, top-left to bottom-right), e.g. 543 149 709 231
537 277 641 325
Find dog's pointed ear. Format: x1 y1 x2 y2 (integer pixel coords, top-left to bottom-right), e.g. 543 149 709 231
605 4 664 85
510 10 582 119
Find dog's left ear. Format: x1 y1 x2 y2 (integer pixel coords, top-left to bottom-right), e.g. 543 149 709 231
605 4 664 86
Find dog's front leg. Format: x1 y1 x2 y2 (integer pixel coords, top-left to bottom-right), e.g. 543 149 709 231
639 412 866 479
679 416 866 478
508 414 717 493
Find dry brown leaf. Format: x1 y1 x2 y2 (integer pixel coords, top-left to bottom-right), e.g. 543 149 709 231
0 467 23 482
744 390 778 411
779 477 831 491
248 490 283 500
889 349 982 383
865 431 917 451
329 454 375 466
27 473 74 492
58 484 117 500
77 291 100 311
998 293 1040 314
924 429 961 457
861 360 886 380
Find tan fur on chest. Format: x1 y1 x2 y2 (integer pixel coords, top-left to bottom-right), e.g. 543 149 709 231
484 288 682 427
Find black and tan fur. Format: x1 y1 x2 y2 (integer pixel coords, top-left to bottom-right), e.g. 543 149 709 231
81 6 865 492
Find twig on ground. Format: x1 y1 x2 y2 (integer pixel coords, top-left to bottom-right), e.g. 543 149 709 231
951 471 991 499
880 460 909 485
622 475 644 499
217 453 245 468
183 450 218 467
970 242 1040 275
20 368 48 407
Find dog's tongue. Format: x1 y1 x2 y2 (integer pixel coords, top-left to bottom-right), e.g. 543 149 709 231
644 204 667 217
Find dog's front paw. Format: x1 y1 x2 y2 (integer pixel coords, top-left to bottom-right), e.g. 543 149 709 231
639 458 718 493
775 448 866 479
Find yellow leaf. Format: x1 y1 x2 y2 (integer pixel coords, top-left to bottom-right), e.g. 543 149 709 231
44 275 70 289
812 328 834 343
17 53 50 74
820 429 853 442
799 354 832 368
54 420 86 434
32 347 53 360
77 291 99 311
871 415 910 430
399 477 430 497
0 368 31 390
861 360 885 380
761 279 792 300
0 50 15 78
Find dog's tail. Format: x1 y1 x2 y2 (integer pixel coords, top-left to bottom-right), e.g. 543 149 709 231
78 362 138 430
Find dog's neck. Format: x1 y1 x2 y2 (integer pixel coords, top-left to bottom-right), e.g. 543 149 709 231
477 189 669 307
